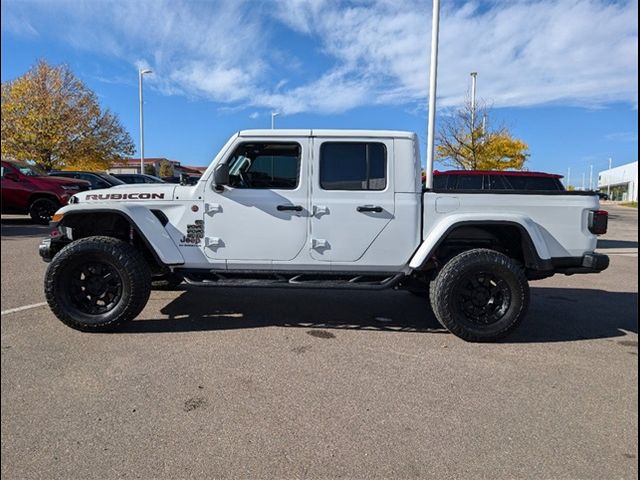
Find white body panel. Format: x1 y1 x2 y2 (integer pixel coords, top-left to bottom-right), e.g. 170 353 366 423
59 129 602 274
408 193 599 269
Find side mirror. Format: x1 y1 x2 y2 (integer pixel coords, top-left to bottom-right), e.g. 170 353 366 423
4 172 20 182
213 163 229 188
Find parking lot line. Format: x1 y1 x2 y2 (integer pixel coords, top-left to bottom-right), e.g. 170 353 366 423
1 302 47 316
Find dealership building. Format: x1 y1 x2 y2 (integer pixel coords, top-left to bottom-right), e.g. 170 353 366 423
598 161 638 201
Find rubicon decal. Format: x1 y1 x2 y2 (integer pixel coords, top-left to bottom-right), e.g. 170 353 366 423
85 193 165 200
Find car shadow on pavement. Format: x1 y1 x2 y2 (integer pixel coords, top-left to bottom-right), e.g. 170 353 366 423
121 286 638 343
1 218 49 238
124 288 446 334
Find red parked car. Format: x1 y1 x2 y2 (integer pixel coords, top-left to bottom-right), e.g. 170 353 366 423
1 160 90 224
425 170 566 191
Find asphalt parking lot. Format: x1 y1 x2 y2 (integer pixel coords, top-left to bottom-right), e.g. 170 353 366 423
1 205 637 479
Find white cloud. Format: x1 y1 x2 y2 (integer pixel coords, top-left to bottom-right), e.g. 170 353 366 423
605 131 638 142
1 9 38 38
1 0 637 115
272 0 638 110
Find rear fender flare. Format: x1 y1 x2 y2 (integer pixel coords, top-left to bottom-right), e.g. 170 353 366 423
409 214 551 270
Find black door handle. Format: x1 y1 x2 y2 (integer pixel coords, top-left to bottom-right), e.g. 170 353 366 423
357 205 383 213
277 205 303 212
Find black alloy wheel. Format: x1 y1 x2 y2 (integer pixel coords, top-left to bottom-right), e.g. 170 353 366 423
67 261 123 315
453 270 511 325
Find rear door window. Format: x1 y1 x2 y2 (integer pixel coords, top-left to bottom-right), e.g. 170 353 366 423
320 142 387 190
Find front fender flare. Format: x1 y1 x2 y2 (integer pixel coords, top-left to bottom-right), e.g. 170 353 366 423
56 204 185 266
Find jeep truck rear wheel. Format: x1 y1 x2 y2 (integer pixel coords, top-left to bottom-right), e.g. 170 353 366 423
44 236 151 331
429 248 530 342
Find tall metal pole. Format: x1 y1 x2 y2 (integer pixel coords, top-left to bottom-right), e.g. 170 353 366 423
271 112 279 129
607 157 612 197
424 0 441 189
138 69 152 174
470 72 478 130
589 164 593 191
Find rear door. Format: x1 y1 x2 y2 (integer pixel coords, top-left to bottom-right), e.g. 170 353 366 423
310 138 395 262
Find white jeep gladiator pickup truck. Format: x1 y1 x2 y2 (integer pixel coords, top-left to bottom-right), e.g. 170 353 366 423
39 130 609 341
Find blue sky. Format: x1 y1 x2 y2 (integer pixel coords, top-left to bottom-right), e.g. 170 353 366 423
1 0 637 186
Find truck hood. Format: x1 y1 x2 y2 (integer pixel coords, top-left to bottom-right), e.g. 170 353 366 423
73 183 177 203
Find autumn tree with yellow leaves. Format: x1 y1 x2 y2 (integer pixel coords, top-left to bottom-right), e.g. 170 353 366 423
1 60 134 171
436 100 529 171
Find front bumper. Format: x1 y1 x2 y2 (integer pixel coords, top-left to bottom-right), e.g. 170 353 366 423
39 237 53 262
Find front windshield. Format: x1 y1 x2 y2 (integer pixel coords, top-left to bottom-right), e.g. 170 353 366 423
10 162 45 176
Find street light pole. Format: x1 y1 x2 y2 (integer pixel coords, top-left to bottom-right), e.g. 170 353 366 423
607 157 612 198
271 112 279 129
470 72 478 130
138 68 152 174
424 0 441 189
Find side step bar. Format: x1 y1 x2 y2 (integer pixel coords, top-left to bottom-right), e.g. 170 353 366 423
176 269 404 290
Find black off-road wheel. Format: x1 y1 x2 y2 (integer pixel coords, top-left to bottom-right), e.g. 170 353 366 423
29 197 59 224
44 236 152 332
429 249 530 342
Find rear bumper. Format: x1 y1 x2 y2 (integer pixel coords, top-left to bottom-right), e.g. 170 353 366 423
552 253 610 275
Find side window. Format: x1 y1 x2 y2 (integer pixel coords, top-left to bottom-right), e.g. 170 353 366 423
320 142 387 190
226 142 301 190
453 174 483 190
486 175 508 190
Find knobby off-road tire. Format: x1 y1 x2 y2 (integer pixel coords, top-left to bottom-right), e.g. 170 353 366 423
45 236 151 332
29 197 59 224
429 248 530 342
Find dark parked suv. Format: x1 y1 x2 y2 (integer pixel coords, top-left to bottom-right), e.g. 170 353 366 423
48 171 125 189
1 160 90 223
431 170 566 191
112 173 166 184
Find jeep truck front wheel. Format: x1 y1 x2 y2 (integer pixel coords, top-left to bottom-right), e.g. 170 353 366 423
44 236 151 331
429 248 530 342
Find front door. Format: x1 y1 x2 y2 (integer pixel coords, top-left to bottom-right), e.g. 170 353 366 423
310 138 395 262
203 139 309 262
